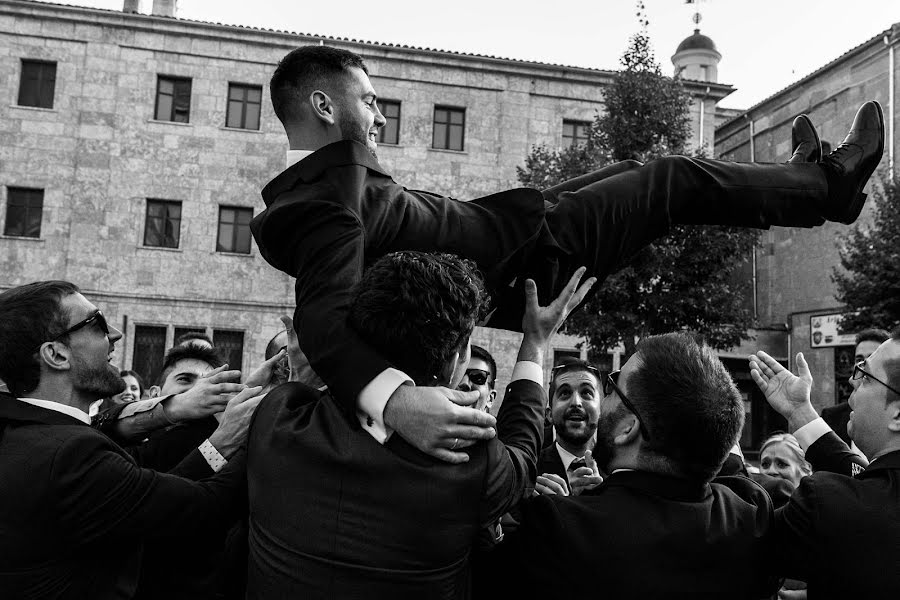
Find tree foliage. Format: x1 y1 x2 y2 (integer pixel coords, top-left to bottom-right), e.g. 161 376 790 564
833 172 900 333
518 19 759 360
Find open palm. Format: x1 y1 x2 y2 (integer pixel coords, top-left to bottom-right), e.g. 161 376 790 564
748 350 812 417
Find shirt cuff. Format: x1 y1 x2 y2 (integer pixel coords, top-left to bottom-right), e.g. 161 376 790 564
199 439 227 473
117 396 165 419
794 417 832 450
510 361 542 386
729 443 744 458
358 368 412 444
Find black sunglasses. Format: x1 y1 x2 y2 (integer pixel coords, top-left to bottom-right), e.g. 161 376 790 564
852 361 900 397
42 310 110 349
465 368 491 386
603 370 651 441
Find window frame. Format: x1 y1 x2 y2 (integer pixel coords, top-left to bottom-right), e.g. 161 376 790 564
562 119 592 149
3 187 44 238
225 82 263 130
143 199 182 249
17 59 57 109
154 75 193 123
376 99 401 145
432 106 466 151
216 205 253 254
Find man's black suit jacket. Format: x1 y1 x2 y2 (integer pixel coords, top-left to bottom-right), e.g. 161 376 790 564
491 471 777 599
0 398 245 600
773 432 897 599
245 378 544 600
820 401 852 445
250 140 547 408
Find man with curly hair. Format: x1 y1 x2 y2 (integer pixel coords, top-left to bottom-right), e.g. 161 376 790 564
245 251 592 598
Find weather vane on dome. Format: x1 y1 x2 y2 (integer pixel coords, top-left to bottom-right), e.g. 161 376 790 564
684 0 709 31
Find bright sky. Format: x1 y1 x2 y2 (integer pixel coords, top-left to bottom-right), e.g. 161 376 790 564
43 0 899 109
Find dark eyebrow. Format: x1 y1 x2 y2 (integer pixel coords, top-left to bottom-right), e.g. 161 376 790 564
174 371 199 380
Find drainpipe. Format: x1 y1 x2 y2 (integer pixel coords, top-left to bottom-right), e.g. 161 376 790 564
698 86 711 149
886 34 896 175
744 112 758 319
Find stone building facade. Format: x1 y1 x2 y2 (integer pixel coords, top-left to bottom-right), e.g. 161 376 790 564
0 0 730 404
715 22 900 415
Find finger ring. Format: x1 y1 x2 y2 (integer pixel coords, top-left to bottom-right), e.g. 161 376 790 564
451 437 459 450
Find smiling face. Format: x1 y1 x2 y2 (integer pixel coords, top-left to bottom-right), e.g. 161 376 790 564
58 293 125 401
335 66 386 156
113 374 141 404
458 356 495 413
550 369 600 448
847 339 900 458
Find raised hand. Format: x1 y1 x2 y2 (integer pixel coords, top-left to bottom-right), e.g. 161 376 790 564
208 385 266 458
749 351 819 431
383 385 497 464
243 348 286 389
163 364 245 422
569 449 603 496
522 267 596 348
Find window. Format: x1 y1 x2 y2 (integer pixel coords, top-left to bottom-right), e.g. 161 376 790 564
155 76 192 123
552 348 581 367
216 206 253 254
433 106 465 151
562 120 591 149
18 60 56 109
132 325 167 386
4 187 44 238
213 329 244 373
144 199 182 249
226 83 262 130
377 100 401 145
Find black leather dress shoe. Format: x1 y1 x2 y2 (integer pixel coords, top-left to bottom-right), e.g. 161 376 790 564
787 114 821 163
819 101 885 224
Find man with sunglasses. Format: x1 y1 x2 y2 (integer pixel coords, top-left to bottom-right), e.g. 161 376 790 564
490 332 777 598
0 281 253 599
749 334 900 599
457 344 497 413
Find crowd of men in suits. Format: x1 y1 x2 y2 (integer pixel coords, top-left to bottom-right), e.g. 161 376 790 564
1 43 897 599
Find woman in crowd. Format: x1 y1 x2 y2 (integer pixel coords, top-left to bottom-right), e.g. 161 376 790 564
759 432 812 490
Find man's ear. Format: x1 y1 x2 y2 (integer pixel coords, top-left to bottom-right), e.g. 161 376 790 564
148 385 161 399
39 341 72 373
887 402 900 433
614 416 642 446
310 90 335 125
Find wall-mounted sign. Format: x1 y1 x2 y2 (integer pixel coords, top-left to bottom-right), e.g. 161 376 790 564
810 313 856 348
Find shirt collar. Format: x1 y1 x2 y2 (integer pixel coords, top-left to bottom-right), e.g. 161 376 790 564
286 149 314 168
555 442 580 471
16 397 91 425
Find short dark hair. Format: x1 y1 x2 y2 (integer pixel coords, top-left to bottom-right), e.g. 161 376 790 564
270 45 368 125
348 251 489 385
856 328 890 347
0 281 80 396
470 345 496 388
174 331 213 347
627 332 744 482
549 357 597 402
119 370 145 398
158 343 224 386
884 326 900 399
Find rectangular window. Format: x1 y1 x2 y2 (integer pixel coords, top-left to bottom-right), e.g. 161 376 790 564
132 325 167 386
216 206 253 254
552 349 581 367
213 329 244 373
433 106 465 151
562 120 591 149
144 199 182 249
225 83 262 130
18 60 57 109
4 187 44 238
155 76 192 123
377 100 401 145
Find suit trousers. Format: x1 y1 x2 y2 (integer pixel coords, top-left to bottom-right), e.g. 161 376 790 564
487 156 826 330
